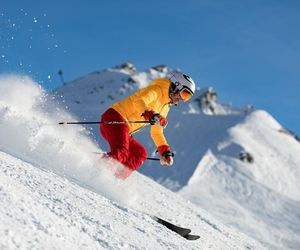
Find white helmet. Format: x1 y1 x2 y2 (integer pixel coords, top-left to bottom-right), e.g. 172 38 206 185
169 72 196 101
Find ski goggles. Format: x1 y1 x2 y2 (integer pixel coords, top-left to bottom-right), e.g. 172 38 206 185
179 88 193 102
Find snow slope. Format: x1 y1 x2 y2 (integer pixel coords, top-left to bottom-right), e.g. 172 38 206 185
0 75 263 249
1 151 262 250
52 64 300 249
180 111 300 249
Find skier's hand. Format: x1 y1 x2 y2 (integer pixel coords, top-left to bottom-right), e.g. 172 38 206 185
158 145 174 167
142 110 155 123
142 111 168 128
154 114 168 128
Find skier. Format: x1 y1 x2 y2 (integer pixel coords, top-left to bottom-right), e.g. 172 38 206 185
100 72 196 179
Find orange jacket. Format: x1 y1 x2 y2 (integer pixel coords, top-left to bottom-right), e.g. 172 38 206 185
112 78 172 147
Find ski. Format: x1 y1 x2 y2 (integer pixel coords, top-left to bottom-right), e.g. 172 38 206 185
152 216 200 240
153 216 191 236
184 234 201 240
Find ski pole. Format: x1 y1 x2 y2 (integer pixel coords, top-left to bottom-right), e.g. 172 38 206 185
146 157 160 161
93 152 160 161
58 120 151 125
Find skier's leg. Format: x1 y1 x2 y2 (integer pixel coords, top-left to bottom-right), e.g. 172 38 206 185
100 108 130 164
124 136 148 170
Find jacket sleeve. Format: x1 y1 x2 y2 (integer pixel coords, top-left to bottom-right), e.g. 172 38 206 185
150 124 169 148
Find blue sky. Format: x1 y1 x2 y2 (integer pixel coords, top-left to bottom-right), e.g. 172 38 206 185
1 0 300 135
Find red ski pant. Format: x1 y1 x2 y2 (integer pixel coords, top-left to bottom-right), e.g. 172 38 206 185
100 108 148 171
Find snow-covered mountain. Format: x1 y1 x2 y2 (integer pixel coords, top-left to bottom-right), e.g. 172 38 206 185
52 63 300 249
1 62 300 249
0 74 262 249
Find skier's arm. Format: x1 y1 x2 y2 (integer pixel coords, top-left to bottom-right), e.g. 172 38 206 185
150 125 168 147
151 127 173 167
